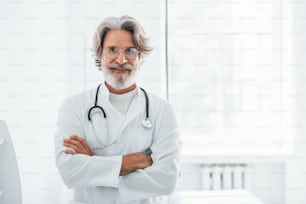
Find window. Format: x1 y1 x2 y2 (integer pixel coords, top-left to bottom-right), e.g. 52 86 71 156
167 0 294 155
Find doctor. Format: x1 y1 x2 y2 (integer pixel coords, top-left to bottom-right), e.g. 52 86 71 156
54 15 181 204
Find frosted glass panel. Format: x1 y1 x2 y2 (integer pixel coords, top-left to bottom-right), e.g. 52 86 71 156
168 0 294 155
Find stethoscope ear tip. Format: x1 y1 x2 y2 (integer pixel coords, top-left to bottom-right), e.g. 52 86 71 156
142 119 152 129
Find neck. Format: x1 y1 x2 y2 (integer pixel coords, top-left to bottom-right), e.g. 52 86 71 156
105 82 137 94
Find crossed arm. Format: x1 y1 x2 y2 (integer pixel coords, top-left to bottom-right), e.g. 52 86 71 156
63 135 152 176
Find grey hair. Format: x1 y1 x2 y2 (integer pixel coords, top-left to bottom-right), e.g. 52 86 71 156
92 15 153 67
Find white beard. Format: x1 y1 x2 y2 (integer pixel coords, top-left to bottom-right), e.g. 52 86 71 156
101 63 138 90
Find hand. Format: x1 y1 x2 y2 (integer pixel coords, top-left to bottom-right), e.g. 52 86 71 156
63 135 93 156
120 152 153 176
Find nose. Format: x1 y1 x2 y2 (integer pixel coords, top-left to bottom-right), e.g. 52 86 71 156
115 52 128 64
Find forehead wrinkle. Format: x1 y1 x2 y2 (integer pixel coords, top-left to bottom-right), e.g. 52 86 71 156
103 29 135 49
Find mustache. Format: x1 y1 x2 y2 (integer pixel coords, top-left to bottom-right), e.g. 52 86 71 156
108 63 133 70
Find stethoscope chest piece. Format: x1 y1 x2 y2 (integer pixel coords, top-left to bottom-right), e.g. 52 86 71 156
142 118 152 129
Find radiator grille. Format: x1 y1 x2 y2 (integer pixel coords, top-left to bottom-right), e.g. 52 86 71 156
201 164 252 190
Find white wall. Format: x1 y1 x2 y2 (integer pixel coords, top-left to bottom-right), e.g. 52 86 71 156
0 1 70 203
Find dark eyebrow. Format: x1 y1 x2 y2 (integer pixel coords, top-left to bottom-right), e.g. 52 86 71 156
105 46 117 49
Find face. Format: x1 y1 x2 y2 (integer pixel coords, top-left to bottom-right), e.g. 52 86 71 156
100 29 140 90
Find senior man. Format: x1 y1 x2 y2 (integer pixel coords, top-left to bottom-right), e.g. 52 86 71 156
54 15 181 204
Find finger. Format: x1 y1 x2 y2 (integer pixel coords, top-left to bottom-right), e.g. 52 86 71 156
63 142 78 149
66 136 92 156
63 142 81 153
70 135 85 143
65 149 76 155
70 136 90 150
65 138 84 148
68 136 86 148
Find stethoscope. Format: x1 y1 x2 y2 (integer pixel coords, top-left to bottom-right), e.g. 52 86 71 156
88 84 152 129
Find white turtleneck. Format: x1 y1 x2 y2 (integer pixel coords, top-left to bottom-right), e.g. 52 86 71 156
109 88 138 115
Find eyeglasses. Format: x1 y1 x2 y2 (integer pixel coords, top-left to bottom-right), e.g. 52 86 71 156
104 46 139 60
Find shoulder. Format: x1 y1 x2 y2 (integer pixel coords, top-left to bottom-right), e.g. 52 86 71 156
144 89 174 114
144 90 179 131
60 88 96 111
145 90 167 105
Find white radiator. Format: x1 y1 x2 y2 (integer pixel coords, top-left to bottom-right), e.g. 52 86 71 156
200 164 252 190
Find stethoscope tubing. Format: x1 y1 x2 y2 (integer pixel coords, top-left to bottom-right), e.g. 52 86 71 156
88 83 150 123
139 87 149 119
88 84 106 121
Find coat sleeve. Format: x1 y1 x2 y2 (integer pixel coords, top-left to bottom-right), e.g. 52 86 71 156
54 97 122 188
118 102 182 202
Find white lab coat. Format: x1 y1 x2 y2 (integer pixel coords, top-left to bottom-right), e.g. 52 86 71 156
54 83 181 204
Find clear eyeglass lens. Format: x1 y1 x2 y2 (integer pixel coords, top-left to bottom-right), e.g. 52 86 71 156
106 47 138 59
